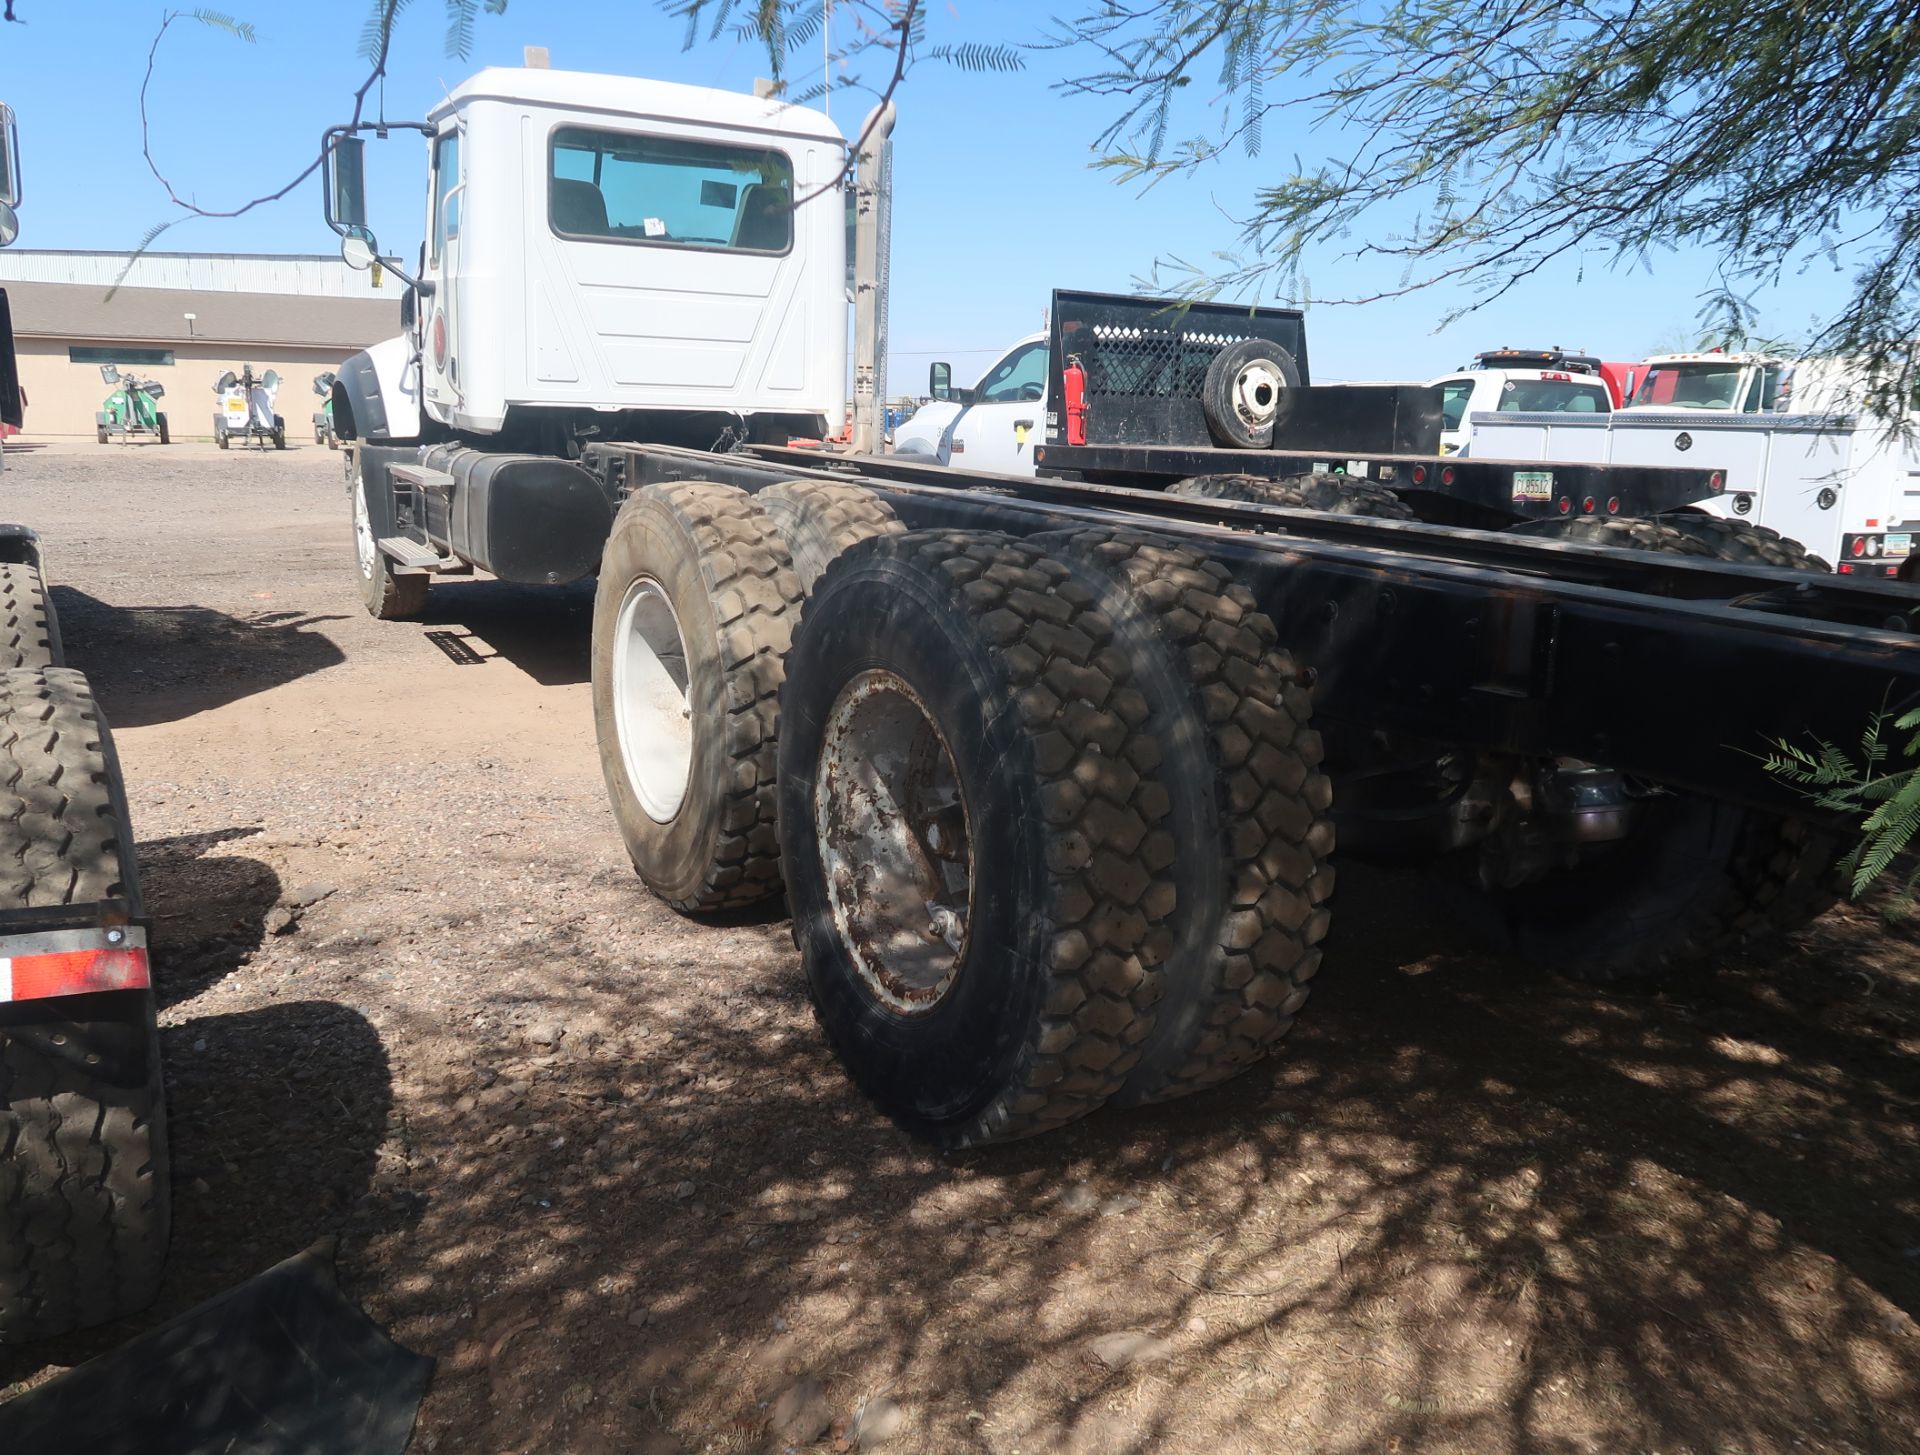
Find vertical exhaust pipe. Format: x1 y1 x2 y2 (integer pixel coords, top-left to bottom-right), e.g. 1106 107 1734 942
849 100 895 457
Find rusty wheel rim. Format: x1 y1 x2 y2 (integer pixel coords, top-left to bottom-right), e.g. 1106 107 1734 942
815 669 973 1016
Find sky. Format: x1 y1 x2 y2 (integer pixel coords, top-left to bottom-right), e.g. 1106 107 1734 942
0 0 1860 388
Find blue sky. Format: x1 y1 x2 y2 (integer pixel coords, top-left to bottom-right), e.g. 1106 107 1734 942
0 0 1854 386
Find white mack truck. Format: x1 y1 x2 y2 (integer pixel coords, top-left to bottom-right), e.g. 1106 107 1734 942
324 61 1918 1151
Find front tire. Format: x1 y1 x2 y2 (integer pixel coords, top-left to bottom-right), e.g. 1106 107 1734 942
591 482 802 914
350 454 428 621
0 667 169 1342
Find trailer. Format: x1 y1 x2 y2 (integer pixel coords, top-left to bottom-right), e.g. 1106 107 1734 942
0 104 170 1344
319 62 1920 1149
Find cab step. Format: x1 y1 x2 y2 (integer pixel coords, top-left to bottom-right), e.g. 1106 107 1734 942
377 535 455 571
388 463 456 497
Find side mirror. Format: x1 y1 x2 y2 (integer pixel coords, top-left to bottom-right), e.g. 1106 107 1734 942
329 134 367 232
341 230 377 271
0 202 15 250
0 101 19 212
929 362 953 401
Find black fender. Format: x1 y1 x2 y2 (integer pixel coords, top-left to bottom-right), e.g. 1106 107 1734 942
0 523 43 571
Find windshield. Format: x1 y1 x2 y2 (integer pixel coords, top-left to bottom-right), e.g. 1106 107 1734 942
1497 379 1609 413
1631 363 1748 410
550 125 794 254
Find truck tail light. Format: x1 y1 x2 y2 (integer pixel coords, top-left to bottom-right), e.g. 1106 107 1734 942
1062 357 1088 447
1582 496 1597 513
0 927 149 1004
1709 471 1725 489
1852 537 1867 557
1411 464 1428 484
1440 465 1456 487
1606 497 1620 514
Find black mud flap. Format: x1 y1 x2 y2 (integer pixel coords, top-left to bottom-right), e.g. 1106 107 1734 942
0 1238 433 1455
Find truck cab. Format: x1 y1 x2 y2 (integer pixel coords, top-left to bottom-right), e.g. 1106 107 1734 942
1432 348 1613 455
896 331 1049 475
1620 351 1792 414
328 66 850 449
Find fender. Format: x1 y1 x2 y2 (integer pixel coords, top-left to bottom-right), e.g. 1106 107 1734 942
0 523 42 571
330 334 422 443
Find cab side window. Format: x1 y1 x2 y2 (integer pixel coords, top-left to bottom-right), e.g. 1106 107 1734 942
1440 380 1474 431
430 130 461 266
977 343 1047 404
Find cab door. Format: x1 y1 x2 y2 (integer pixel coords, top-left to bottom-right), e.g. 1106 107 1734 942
942 338 1048 475
418 125 463 420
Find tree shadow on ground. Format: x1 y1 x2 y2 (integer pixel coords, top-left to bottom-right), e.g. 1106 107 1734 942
416 578 594 688
50 587 347 729
138 828 279 1012
0 999 407 1394
356 863 1919 1455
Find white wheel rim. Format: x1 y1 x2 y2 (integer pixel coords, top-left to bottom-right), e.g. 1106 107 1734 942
612 576 694 823
815 669 973 1015
1233 360 1284 430
351 473 377 582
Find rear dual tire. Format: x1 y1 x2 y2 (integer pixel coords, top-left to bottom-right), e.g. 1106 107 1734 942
780 527 1334 1141
1170 471 1417 520
779 531 1178 1146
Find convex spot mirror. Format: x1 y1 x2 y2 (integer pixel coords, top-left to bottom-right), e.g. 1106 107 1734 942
341 231 377 271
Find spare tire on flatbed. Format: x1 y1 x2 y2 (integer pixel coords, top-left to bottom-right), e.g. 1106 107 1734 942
0 667 169 1343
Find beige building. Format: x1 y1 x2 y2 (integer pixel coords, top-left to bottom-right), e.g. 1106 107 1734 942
0 250 399 441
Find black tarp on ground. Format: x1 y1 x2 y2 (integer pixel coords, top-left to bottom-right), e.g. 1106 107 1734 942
0 1238 433 1455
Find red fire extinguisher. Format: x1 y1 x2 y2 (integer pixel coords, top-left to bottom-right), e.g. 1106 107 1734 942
1063 355 1088 446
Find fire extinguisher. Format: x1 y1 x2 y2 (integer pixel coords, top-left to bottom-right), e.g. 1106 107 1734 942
1063 355 1088 446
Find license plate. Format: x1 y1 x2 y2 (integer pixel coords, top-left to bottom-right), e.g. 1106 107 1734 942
1885 532 1912 560
1512 470 1554 503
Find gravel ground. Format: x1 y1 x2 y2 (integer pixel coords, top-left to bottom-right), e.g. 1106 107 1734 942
0 437 1915 1455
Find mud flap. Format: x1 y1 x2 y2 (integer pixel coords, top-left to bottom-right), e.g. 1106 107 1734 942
0 1238 432 1455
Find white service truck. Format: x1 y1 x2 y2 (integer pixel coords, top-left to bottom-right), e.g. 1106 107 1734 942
1469 405 1919 577
323 61 1918 1151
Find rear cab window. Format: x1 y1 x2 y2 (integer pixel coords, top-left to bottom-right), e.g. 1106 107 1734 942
1496 377 1610 413
549 125 795 254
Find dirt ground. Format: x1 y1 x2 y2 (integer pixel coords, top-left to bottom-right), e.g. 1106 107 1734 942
0 437 1914 1455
